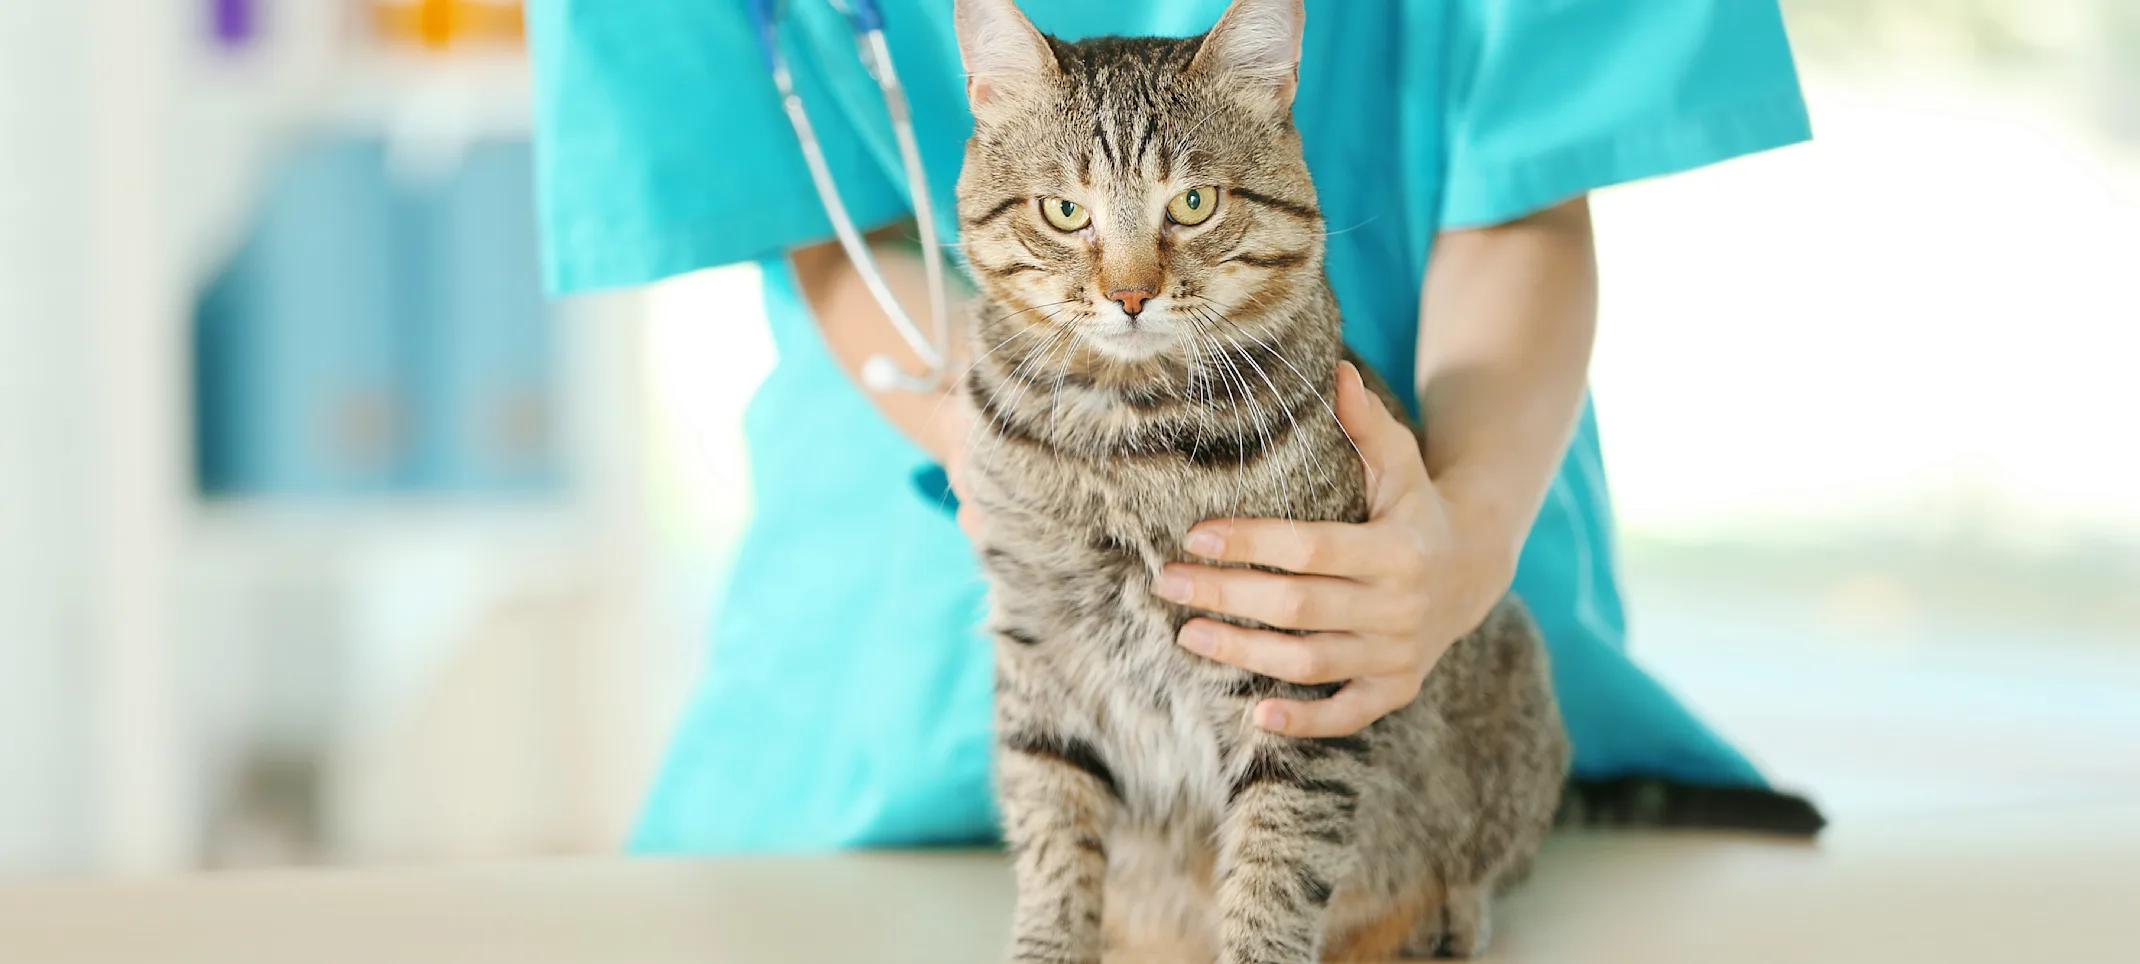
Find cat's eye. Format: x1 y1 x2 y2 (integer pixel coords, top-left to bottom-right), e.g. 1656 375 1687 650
1166 187 1218 226
1039 197 1090 232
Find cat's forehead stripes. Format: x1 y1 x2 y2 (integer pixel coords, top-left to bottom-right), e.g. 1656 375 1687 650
1050 35 1209 184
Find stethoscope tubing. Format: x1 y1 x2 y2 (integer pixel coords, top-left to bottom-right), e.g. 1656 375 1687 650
749 0 953 394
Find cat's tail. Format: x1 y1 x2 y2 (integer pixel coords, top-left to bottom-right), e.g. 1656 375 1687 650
1554 776 1827 837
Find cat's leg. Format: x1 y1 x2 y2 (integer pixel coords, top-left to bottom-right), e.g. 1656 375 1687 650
998 726 1121 964
1214 737 1363 964
1398 884 1493 960
1321 894 1435 962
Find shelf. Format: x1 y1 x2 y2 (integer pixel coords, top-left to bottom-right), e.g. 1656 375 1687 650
188 496 586 555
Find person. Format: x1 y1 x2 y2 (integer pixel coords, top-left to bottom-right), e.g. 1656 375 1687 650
525 0 1813 853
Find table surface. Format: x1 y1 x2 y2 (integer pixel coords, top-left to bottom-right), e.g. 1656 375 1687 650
4 801 2136 964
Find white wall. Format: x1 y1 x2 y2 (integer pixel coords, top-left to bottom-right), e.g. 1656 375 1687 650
0 2 100 878
0 0 195 878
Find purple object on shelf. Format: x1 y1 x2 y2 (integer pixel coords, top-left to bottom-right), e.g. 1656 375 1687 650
211 0 256 48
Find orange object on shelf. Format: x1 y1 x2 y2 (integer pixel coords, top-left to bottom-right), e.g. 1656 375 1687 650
372 0 524 51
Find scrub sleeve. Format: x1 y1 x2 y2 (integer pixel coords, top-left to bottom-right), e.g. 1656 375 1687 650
1434 0 1812 790
525 0 1811 854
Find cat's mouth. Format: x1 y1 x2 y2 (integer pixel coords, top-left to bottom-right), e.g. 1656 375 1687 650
1084 315 1182 361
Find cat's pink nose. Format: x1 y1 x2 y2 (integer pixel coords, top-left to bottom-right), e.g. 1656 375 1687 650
1108 288 1154 316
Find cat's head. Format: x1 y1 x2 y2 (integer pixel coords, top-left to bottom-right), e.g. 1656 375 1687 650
953 0 1324 377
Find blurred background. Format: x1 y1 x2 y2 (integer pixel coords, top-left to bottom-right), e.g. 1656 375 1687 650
0 0 2134 882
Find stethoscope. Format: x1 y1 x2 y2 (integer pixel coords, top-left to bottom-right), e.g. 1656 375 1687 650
749 0 965 507
747 0 954 396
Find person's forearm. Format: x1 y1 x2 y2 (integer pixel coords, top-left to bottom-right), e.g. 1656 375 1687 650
1415 196 1599 569
791 226 969 462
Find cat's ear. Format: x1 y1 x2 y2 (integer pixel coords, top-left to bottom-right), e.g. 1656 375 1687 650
954 0 1057 115
1190 0 1305 107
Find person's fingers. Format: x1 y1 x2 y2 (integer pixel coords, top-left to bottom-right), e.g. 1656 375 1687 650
1154 563 1387 633
1253 674 1420 738
944 399 984 539
933 386 976 462
1334 362 1427 514
1182 517 1415 581
1175 619 1404 684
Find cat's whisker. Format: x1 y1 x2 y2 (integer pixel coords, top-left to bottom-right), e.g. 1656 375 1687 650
1221 328 1305 544
1315 215 1382 239
994 315 1075 413
992 309 1084 444
921 319 1050 451
1224 351 1266 526
1196 292 1366 492
965 298 1083 443
1196 312 1261 524
1179 311 1225 469
1216 324 1309 468
972 318 1076 459
1182 314 1245 516
988 298 1084 324
948 298 1084 410
1182 311 1219 444
973 331 1053 426
1212 329 1280 530
1047 327 1083 443
1218 303 1375 484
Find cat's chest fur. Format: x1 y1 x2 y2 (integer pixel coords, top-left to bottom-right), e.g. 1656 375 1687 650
981 494 1243 824
971 406 1365 824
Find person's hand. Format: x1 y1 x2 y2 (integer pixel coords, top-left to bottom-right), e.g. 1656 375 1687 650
1155 362 1516 738
930 390 986 540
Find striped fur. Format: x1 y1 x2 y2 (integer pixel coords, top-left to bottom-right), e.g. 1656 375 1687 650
953 2 1568 961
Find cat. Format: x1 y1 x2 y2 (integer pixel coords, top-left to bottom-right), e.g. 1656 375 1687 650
946 0 1832 959
950 1 1566 960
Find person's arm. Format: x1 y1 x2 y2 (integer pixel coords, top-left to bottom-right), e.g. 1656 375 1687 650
789 226 970 464
1414 196 1598 576
1155 196 1598 737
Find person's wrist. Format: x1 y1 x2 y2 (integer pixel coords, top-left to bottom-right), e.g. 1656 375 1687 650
918 391 965 465
1434 473 1525 602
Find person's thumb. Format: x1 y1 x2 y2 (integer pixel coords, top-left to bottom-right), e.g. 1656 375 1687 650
1334 361 1425 514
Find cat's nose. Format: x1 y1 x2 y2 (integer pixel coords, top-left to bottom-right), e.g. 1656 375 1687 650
1107 288 1154 317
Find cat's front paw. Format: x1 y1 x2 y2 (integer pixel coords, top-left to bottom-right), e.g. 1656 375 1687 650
1006 939 1100 964
1400 888 1493 960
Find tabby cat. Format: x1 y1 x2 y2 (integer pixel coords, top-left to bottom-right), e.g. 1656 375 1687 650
951 1 1565 961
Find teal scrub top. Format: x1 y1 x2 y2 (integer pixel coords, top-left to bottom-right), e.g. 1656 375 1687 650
527 0 1812 853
